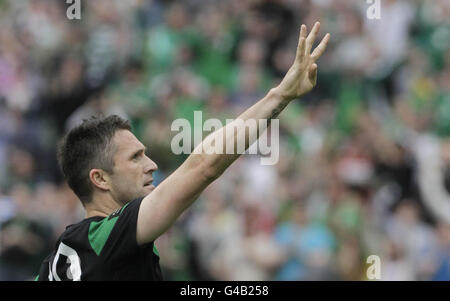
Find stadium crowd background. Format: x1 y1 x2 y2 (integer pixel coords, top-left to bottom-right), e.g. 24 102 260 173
0 0 449 281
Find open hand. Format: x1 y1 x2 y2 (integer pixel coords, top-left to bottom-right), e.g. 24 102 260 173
274 22 330 101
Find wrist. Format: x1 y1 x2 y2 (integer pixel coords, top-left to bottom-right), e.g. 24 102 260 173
269 87 296 103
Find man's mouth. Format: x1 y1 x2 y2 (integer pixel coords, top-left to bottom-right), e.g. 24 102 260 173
144 179 153 187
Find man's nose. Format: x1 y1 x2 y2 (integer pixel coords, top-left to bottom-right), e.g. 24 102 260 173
144 155 158 173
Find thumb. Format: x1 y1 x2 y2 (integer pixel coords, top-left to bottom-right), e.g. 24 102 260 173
308 63 318 84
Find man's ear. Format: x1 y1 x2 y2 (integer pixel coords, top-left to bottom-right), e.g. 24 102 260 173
89 169 111 191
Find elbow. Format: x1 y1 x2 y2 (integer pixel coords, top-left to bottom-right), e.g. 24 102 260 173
185 153 221 183
200 163 221 183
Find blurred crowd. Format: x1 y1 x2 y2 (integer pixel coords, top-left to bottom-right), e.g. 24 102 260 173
0 0 449 281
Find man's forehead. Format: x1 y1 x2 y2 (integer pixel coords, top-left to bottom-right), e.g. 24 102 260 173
113 130 145 151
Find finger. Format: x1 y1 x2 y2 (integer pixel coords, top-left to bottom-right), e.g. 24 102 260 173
305 21 320 54
311 33 330 61
308 63 317 85
297 24 307 61
300 24 307 40
296 36 306 62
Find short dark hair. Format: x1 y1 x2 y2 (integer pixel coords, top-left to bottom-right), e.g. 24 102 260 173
58 115 131 204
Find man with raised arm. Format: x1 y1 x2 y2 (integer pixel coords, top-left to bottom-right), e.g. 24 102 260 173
36 22 330 281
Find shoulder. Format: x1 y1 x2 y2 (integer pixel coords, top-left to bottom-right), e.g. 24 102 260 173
87 198 144 256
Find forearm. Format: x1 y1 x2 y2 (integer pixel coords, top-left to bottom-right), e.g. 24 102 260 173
191 88 290 178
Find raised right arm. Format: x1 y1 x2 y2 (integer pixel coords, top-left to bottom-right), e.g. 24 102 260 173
136 22 330 245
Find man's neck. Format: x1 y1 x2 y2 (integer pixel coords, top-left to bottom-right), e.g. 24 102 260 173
84 195 123 218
